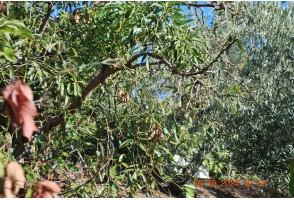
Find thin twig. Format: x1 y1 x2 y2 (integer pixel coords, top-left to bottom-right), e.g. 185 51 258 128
176 39 238 77
131 61 164 69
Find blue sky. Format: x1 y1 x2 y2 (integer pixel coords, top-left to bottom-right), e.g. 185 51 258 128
51 1 214 18
51 1 289 19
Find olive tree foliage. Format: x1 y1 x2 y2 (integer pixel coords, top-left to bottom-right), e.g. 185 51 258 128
227 2 293 192
0 1 292 197
188 1 294 194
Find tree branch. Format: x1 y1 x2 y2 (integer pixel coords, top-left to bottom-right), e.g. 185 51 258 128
126 52 175 71
131 61 164 69
175 2 224 10
38 2 53 35
175 39 238 77
40 58 123 132
40 53 167 133
39 39 237 133
125 52 147 67
146 53 174 70
207 39 238 68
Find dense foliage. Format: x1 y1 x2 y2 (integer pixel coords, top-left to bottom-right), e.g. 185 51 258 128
0 1 293 197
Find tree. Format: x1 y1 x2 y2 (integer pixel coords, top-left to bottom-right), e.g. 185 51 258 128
0 1 292 197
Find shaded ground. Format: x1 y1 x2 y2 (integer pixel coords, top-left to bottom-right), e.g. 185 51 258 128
135 185 289 198
195 183 265 198
195 183 289 198
134 187 289 198
195 179 267 198
136 179 289 198
52 162 289 198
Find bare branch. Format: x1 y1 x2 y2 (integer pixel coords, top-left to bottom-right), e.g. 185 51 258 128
38 2 53 35
175 2 224 10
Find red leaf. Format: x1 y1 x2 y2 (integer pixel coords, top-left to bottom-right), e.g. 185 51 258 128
4 161 26 198
33 181 61 198
2 80 38 140
0 2 6 13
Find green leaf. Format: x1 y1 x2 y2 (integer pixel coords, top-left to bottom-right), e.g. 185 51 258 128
183 185 195 198
26 174 35 185
119 154 125 162
24 2 29 13
2 45 15 61
174 131 179 142
0 160 4 178
151 3 162 9
109 166 117 177
151 180 156 190
290 159 294 174
119 139 134 148
73 83 78 96
132 171 137 180
25 189 33 198
146 59 149 71
71 182 80 189
139 143 146 152
236 40 244 52
3 32 11 41
121 162 129 168
290 174 294 197
0 20 34 39
70 47 78 57
111 182 119 194
163 128 169 135
141 173 147 183
158 145 170 154
185 188 194 198
183 184 196 190
62 152 69 157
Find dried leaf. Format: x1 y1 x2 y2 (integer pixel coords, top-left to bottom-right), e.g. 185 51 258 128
39 181 61 193
148 125 163 145
33 181 61 198
116 88 130 103
4 178 13 198
73 10 81 23
2 80 38 140
0 2 6 13
4 161 26 198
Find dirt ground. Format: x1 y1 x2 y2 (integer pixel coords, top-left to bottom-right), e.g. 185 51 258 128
135 186 289 198
53 164 290 198
136 179 290 198
195 183 267 198
194 179 267 198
